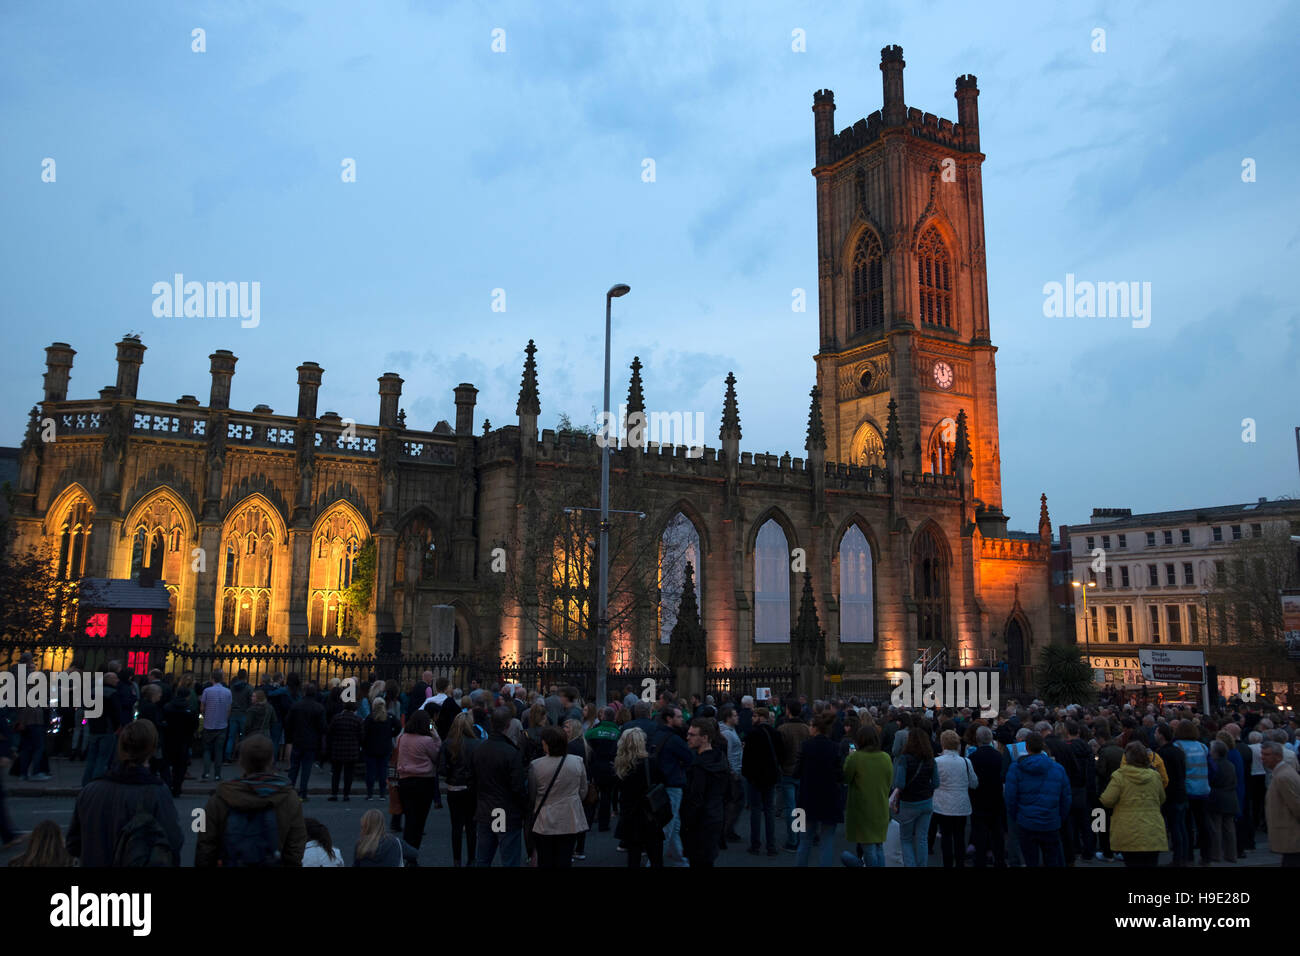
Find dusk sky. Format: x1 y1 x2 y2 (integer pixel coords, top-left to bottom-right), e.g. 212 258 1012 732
3 0 1297 531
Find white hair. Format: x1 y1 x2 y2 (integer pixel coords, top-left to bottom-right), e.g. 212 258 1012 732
741 695 754 707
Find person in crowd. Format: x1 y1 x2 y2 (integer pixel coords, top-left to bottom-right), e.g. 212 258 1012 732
1155 722 1189 865
584 707 621 834
7 819 72 867
1261 741 1300 866
1207 739 1239 863
968 724 1006 867
1175 720 1213 865
614 727 665 868
470 706 527 866
395 709 441 851
161 686 199 797
325 700 363 801
194 734 306 867
680 717 728 867
649 704 693 867
283 682 327 801
932 728 979 867
1093 724 1124 862
842 723 892 867
564 717 595 861
244 688 277 745
1004 732 1070 867
527 725 588 868
776 706 811 851
302 817 344 866
353 808 418 867
136 683 167 781
199 668 233 782
362 697 400 801
67 720 184 866
893 726 941 867
793 713 844 867
1099 741 1168 867
741 707 783 856
226 669 253 761
717 705 745 845
80 671 121 786
439 711 480 867
1217 728 1249 859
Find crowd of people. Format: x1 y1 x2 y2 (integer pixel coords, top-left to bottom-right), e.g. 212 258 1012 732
3 654 1300 868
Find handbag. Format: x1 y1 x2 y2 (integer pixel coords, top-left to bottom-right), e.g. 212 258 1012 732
643 753 673 830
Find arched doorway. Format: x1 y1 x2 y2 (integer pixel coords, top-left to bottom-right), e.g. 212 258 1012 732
1005 617 1027 694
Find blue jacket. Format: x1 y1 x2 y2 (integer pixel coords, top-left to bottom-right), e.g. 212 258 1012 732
1005 752 1070 833
1176 740 1210 798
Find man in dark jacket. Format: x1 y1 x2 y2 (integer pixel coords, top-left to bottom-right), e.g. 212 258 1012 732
1004 733 1070 867
81 671 122 786
326 701 364 801
162 688 199 797
584 708 620 832
650 706 693 867
1094 724 1124 860
469 706 527 866
66 719 184 866
195 733 307 866
741 707 784 856
680 718 728 867
1065 720 1097 862
969 725 1006 867
793 714 843 867
1156 723 1189 865
226 669 253 760
283 683 327 800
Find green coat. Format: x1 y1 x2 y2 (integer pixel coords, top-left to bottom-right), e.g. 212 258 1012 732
843 749 892 844
1099 764 1168 852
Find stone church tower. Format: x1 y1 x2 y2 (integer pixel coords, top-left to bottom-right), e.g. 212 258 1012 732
813 46 1007 534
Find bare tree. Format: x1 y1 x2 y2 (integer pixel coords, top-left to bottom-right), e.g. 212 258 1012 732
1208 522 1300 678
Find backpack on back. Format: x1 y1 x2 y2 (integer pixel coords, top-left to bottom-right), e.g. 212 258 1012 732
113 796 175 867
221 806 282 867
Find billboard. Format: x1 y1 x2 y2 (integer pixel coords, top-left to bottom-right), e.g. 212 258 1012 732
1283 590 1300 662
1139 648 1205 684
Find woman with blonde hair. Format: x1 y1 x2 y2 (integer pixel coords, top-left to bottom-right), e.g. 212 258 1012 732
614 727 664 867
932 729 978 867
362 697 401 801
352 809 417 867
7 820 73 867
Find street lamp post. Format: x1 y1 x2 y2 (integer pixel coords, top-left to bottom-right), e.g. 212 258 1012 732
595 283 630 710
1073 579 1097 679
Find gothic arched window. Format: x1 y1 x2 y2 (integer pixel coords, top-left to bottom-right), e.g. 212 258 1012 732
917 225 953 329
220 502 279 639
912 525 950 647
659 512 702 645
850 422 886 469
838 525 874 643
309 507 366 640
852 231 885 333
754 519 791 643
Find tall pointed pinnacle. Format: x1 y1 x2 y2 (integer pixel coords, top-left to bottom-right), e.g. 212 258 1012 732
720 371 741 440
954 408 970 462
668 561 706 668
516 340 540 417
883 398 903 458
626 356 645 416
805 386 826 453
1038 492 1052 544
792 571 826 666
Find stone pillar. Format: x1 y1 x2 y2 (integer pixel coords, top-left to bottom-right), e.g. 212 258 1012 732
114 336 146 399
208 350 237 410
44 343 76 403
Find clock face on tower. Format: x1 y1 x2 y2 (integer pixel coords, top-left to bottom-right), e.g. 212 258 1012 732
933 361 954 390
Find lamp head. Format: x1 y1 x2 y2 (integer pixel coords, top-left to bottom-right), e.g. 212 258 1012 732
607 284 631 299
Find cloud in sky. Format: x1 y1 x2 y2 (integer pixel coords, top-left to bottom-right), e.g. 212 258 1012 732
1 0 1297 530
